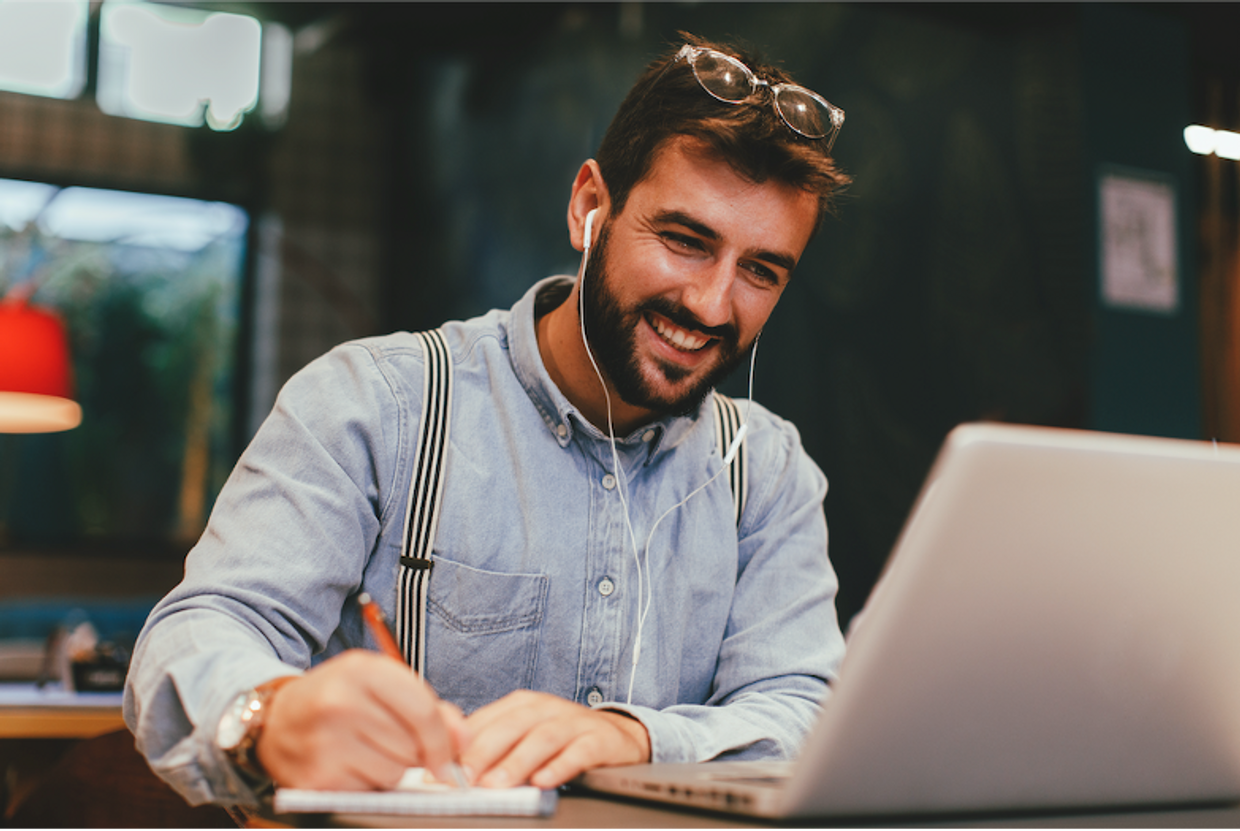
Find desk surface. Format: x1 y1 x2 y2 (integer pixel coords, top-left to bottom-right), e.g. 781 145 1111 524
279 792 1240 829
0 683 125 738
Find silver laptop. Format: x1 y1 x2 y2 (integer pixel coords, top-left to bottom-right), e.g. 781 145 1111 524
581 422 1240 819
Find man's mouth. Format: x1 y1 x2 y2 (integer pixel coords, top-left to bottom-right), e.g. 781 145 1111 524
647 312 711 352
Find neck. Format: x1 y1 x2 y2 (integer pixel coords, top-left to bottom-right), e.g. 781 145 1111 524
536 282 654 436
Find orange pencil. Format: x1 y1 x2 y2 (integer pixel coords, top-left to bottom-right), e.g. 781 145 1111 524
357 592 470 788
357 592 403 662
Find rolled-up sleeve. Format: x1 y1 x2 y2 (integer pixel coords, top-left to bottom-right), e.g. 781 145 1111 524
123 341 413 805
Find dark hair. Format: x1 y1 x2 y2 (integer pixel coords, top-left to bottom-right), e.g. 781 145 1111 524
596 34 850 231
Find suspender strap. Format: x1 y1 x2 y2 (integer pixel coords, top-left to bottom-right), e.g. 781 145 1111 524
396 329 453 674
712 392 746 527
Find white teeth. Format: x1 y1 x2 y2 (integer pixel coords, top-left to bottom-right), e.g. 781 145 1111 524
651 315 708 351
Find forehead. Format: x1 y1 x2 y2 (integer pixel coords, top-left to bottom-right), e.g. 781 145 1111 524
622 137 818 254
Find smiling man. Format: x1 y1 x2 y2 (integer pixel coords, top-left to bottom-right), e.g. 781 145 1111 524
546 137 818 434
125 35 851 808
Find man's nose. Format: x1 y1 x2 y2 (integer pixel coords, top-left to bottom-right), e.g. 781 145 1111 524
681 263 733 329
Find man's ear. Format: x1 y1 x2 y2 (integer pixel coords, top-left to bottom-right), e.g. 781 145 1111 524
567 160 609 253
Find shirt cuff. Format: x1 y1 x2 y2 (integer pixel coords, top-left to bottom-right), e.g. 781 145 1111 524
597 702 687 764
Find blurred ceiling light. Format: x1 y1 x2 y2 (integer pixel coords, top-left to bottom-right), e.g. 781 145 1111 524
0 0 88 100
1184 124 1240 160
97 0 262 131
260 21 293 129
1183 125 1216 155
1215 131 1240 161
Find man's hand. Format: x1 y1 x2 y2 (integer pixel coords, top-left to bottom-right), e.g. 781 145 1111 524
461 690 651 789
256 650 468 790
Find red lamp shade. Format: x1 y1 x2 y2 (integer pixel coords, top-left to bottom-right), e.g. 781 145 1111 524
0 298 82 433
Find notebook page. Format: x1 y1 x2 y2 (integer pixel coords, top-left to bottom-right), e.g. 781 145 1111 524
273 768 557 817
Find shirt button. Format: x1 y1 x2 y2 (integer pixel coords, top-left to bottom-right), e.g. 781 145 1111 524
586 687 604 707
601 473 617 490
642 429 656 443
556 423 568 438
598 576 615 597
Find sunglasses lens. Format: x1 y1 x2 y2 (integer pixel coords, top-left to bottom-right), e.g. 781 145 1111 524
691 51 753 103
774 86 841 141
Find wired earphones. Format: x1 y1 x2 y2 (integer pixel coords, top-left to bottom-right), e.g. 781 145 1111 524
575 206 757 705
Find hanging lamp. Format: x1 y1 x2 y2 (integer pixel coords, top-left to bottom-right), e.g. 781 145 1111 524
0 296 82 433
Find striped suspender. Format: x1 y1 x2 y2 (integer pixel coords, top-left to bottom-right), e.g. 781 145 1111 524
712 392 747 527
396 329 453 675
393 351 744 676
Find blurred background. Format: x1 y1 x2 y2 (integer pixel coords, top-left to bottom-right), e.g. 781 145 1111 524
1 1 1239 653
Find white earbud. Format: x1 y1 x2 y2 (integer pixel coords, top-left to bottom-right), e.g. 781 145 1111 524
583 208 598 255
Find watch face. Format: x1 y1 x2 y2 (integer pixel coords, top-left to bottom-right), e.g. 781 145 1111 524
216 693 249 750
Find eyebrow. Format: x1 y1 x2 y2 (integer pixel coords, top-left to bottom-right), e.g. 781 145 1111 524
652 209 799 273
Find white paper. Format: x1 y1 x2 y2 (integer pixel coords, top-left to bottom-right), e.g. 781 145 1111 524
273 768 557 817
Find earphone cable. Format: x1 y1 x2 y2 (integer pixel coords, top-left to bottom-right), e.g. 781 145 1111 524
625 334 758 704
575 209 758 707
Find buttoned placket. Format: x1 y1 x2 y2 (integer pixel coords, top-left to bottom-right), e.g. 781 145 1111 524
567 423 659 709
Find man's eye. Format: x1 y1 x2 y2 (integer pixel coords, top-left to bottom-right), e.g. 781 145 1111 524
744 262 780 285
662 232 703 252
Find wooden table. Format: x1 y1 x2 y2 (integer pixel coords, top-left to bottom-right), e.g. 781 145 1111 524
301 791 1240 829
0 683 124 738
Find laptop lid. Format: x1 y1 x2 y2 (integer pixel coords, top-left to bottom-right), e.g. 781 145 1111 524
584 423 1240 819
783 423 1240 817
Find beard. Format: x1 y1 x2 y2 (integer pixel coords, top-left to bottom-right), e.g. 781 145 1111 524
579 223 753 418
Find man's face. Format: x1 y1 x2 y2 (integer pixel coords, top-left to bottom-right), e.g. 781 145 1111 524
580 138 818 417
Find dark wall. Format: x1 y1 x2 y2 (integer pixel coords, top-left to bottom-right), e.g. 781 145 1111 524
352 3 1190 627
1081 4 1199 440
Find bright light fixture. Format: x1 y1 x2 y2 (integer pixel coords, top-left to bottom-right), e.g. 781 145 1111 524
1215 131 1240 161
1185 124 1240 160
0 0 88 100
1184 125 1216 155
260 22 293 129
97 0 262 131
0 298 81 433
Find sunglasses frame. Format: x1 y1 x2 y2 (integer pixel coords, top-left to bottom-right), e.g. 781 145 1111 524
676 44 844 150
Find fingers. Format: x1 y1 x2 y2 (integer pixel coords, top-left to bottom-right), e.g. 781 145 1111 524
475 710 578 788
366 659 462 781
460 691 552 783
255 657 649 793
438 700 471 755
496 718 603 789
460 692 650 790
257 650 462 790
521 710 651 789
528 719 629 788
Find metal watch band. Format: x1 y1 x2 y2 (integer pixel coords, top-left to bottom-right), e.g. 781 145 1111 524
223 675 297 782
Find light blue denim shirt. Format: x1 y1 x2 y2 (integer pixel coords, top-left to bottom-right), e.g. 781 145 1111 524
124 276 845 806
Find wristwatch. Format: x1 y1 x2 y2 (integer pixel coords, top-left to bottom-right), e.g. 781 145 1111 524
216 676 296 782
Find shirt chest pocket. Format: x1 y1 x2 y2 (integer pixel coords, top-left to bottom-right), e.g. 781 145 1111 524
422 556 549 713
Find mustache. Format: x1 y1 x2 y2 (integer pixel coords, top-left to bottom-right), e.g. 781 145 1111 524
639 297 739 344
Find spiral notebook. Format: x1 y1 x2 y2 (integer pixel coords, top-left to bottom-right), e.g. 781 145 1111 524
273 767 557 817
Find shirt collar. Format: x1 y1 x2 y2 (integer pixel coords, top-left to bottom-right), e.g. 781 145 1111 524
506 276 706 464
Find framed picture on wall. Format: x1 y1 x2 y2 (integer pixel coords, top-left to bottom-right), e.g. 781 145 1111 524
1098 167 1179 314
